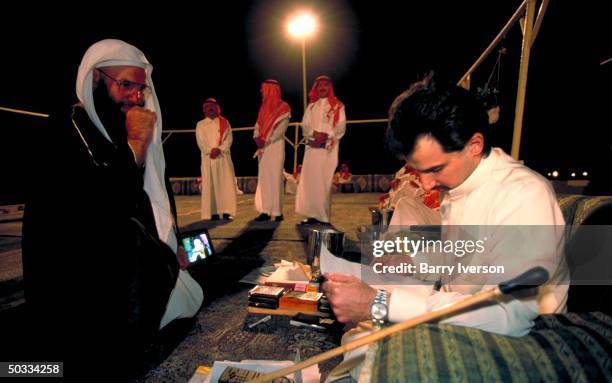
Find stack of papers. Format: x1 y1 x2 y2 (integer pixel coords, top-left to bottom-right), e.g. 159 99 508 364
188 359 320 383
239 266 276 285
267 260 310 282
239 260 311 288
263 260 311 290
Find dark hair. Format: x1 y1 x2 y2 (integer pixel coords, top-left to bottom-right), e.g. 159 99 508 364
385 72 490 158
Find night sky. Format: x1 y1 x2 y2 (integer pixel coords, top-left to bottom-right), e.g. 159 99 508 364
1 1 608 203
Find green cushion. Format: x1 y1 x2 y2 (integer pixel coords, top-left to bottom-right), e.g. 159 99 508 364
372 312 612 383
557 194 612 226
572 196 612 226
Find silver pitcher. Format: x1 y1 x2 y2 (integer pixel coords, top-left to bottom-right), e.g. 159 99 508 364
369 207 394 238
306 228 345 277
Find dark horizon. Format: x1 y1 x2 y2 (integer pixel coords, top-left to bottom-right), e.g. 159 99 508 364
1 1 608 203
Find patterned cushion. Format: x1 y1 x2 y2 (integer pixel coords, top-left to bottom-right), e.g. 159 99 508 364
558 194 588 224
372 312 612 382
558 194 612 226
572 196 612 226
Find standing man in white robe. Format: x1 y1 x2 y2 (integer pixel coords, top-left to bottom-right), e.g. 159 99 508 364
253 79 291 221
296 75 347 225
196 98 237 220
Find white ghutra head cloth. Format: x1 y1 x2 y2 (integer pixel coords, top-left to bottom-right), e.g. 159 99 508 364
75 39 177 251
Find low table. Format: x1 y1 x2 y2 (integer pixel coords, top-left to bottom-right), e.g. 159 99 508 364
247 306 331 318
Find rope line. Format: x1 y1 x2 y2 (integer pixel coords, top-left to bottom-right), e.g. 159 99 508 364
0 106 49 118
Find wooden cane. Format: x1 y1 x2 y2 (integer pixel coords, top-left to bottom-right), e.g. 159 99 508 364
248 267 549 383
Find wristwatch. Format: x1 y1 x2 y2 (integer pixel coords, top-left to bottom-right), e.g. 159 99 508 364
370 289 389 326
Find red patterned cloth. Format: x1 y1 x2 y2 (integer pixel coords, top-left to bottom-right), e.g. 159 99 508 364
379 165 440 210
256 80 291 141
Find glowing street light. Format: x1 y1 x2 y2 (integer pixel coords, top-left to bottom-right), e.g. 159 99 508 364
287 12 317 112
288 14 316 38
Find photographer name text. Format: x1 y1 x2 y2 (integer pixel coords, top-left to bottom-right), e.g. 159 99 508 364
372 262 505 275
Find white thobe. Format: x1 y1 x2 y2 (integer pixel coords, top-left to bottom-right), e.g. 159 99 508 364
160 270 204 329
341 148 569 380
388 195 441 226
387 148 568 336
295 99 346 222
196 117 237 219
254 113 290 216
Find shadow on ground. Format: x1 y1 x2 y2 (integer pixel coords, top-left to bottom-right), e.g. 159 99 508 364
132 221 282 378
191 221 280 302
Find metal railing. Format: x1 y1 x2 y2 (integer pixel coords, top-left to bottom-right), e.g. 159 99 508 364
161 118 389 173
0 106 49 118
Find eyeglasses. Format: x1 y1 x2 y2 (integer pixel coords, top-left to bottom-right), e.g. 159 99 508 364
97 69 151 96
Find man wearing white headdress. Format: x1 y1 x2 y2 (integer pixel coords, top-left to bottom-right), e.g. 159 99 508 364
196 98 237 220
296 75 347 225
253 79 291 222
22 39 203 372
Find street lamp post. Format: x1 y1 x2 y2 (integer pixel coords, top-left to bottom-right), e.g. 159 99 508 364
300 38 307 113
288 13 316 111
288 13 317 172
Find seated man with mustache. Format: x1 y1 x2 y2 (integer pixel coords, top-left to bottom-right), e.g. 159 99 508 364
323 72 567 339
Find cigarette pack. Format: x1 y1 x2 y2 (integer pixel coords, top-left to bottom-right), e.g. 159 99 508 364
248 285 285 299
248 285 285 309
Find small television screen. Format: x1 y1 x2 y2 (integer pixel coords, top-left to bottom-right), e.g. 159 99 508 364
181 229 214 263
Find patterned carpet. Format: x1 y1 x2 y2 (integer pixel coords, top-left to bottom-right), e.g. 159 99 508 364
130 194 378 382
0 193 377 381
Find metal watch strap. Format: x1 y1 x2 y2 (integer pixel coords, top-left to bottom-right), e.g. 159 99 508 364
376 289 388 306
371 289 389 325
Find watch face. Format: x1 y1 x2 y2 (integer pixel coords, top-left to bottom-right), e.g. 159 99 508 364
371 302 388 320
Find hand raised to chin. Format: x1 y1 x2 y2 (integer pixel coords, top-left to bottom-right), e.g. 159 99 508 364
126 107 157 166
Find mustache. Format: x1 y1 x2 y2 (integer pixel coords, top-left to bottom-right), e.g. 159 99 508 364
124 101 145 108
433 185 450 192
